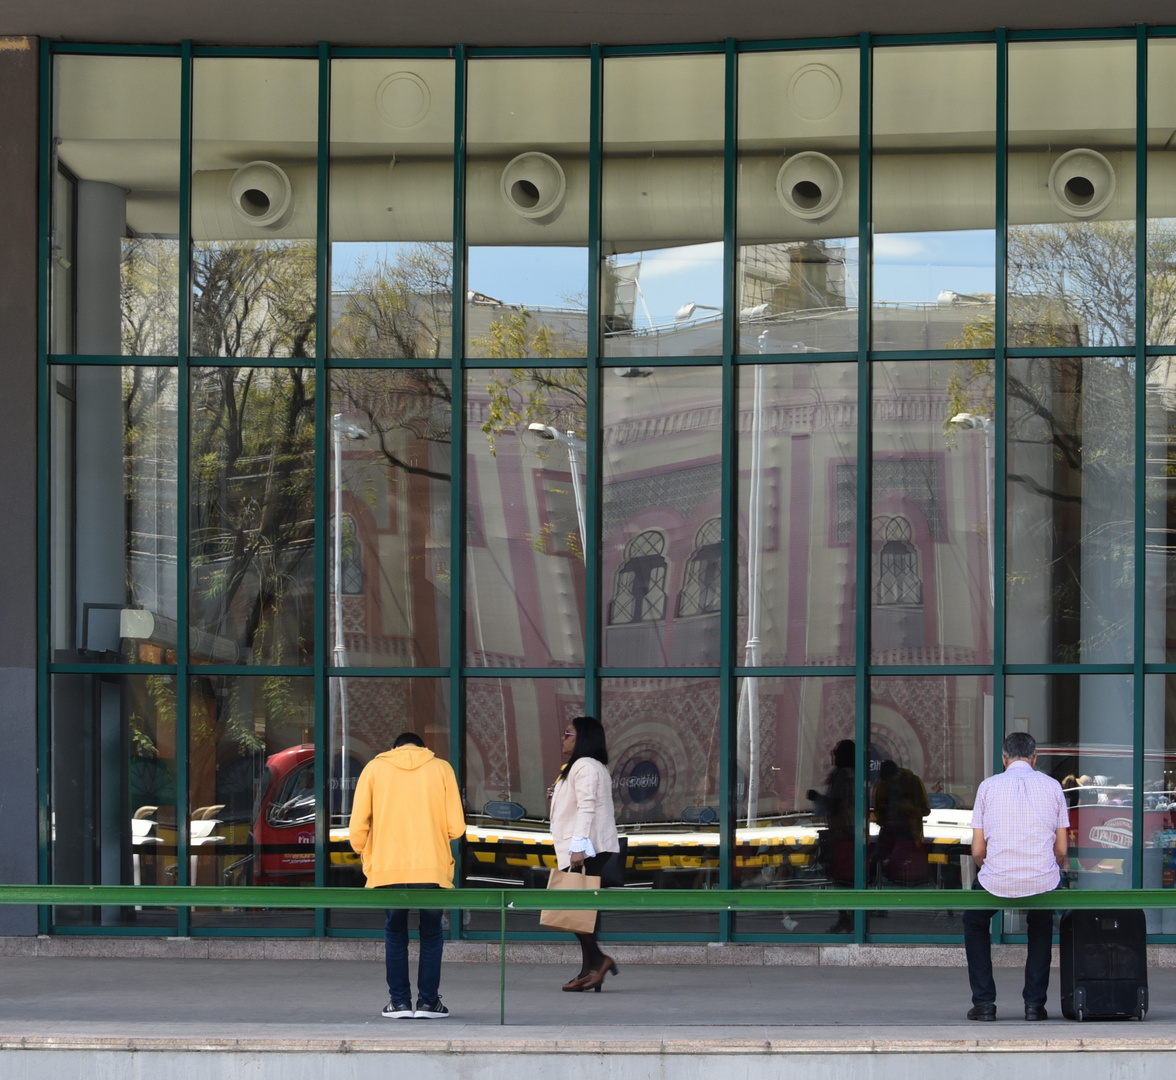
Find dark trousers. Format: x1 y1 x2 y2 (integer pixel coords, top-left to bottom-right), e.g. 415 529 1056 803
963 883 1054 1008
381 884 444 1005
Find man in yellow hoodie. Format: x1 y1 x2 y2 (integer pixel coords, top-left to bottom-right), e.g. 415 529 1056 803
349 732 466 1019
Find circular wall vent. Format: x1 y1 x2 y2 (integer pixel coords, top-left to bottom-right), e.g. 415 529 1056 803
1048 148 1116 219
500 152 567 222
228 161 293 229
776 152 844 221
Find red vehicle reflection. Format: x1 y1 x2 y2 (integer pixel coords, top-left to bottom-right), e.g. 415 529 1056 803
250 744 318 884
241 744 366 886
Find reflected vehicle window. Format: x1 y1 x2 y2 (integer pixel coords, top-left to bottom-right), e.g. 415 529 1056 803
267 760 315 827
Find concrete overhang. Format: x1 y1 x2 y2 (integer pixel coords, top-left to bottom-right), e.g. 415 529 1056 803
0 0 1174 48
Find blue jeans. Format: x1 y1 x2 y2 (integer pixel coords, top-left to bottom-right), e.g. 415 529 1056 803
382 885 444 1005
963 882 1054 1009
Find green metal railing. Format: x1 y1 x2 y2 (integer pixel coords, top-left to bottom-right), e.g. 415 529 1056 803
1 885 1171 1023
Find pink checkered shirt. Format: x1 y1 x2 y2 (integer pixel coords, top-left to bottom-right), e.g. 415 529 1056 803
971 760 1069 898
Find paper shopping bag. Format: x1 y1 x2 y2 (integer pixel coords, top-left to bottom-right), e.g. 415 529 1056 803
539 867 600 933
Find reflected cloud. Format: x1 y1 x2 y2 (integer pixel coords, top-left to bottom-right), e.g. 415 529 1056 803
638 242 724 279
873 234 929 260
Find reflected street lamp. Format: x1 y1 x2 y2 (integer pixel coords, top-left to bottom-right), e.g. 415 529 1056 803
332 414 368 818
675 301 722 321
527 423 587 556
949 412 994 607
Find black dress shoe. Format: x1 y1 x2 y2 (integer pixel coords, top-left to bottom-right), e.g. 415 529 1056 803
1024 1005 1048 1021
967 1005 997 1021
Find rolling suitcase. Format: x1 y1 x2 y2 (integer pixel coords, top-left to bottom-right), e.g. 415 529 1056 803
1059 909 1148 1021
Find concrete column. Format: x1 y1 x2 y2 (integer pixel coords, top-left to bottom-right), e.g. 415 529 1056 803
74 181 128 653
73 182 130 913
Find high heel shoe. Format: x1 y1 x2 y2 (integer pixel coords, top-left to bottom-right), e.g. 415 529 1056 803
562 971 591 992
578 955 619 992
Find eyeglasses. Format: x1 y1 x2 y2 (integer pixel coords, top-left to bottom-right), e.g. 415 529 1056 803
561 730 575 739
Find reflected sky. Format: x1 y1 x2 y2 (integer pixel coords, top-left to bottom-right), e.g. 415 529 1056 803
338 232 998 330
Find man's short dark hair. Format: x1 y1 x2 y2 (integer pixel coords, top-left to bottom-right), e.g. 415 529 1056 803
394 732 425 748
1003 731 1036 761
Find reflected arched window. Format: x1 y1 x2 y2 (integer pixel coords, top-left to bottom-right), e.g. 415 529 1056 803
875 516 921 606
678 518 722 617
609 530 668 624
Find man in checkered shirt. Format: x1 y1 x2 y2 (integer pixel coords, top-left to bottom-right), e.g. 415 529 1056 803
964 731 1069 1022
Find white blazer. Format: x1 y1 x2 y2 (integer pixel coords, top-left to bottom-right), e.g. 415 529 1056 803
549 757 620 869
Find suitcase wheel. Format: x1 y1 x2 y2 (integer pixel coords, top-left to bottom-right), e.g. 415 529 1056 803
1075 1006 1084 1022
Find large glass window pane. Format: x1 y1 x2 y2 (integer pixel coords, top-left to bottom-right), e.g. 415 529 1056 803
603 55 725 357
330 59 454 359
466 60 588 359
737 50 859 353
1007 674 1132 917
463 676 585 933
51 365 178 663
731 676 859 936
603 677 720 934
191 59 318 358
1148 363 1176 661
53 56 181 357
329 370 452 668
1008 42 1136 348
1148 41 1176 348
737 363 857 666
189 367 316 666
465 368 587 668
330 677 451 929
872 360 994 665
872 45 995 350
1144 675 1176 932
51 674 178 929
602 367 723 667
189 675 315 929
866 675 992 936
1006 356 1134 664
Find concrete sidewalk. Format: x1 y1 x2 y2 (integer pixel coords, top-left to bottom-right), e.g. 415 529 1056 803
1 953 1175 1078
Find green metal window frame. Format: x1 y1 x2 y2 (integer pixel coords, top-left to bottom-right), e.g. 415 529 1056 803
34 25 1176 944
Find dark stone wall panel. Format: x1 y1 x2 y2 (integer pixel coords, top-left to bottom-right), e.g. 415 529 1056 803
0 36 41 936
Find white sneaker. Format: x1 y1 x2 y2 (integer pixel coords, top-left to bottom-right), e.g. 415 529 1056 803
415 997 449 1018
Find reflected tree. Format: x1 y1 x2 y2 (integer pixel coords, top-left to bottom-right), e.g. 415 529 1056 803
121 238 180 357
470 308 588 452
331 368 453 483
946 220 1147 662
332 243 453 360
189 366 316 664
191 241 317 359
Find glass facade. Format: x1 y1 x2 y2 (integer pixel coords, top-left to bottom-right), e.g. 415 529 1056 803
40 32 1176 941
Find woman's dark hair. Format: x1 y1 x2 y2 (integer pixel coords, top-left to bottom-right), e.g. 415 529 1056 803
559 715 609 778
832 739 855 770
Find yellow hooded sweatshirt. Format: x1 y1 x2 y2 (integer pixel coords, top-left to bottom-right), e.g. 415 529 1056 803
348 745 466 889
